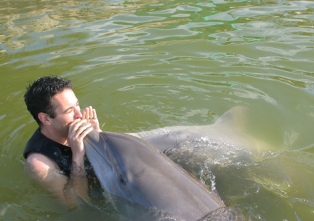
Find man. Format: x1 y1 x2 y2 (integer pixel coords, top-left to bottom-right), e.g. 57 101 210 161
23 75 102 206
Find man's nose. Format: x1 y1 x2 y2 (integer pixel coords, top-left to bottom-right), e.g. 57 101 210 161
74 107 82 119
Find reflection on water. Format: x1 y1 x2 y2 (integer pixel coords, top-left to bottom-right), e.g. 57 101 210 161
1 0 314 220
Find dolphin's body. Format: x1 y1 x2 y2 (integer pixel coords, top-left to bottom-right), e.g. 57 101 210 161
83 107 262 220
84 131 225 221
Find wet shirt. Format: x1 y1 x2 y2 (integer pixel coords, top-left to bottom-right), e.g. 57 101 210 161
23 128 103 199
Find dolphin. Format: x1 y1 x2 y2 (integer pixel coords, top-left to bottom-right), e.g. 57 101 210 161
83 107 262 220
83 130 226 221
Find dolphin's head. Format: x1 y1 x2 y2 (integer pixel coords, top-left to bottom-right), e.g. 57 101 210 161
83 131 135 201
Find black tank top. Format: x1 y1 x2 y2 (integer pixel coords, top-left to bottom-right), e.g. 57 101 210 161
23 129 103 200
23 128 73 176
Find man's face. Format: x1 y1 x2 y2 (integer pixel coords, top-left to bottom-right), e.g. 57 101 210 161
49 89 82 137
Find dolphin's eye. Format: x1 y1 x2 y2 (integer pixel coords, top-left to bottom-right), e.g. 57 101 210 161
119 175 127 185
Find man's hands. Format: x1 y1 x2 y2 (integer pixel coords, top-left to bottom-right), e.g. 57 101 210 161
68 119 93 162
81 106 101 132
68 106 101 162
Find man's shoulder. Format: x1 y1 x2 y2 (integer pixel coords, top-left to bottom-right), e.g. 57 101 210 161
23 128 44 158
24 128 69 159
26 152 57 167
25 152 60 181
24 128 73 177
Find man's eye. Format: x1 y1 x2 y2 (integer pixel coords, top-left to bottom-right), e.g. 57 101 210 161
66 108 73 114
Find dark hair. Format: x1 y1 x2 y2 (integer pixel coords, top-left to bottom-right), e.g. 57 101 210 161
24 76 73 126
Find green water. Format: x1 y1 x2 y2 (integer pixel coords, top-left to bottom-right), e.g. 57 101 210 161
1 0 313 220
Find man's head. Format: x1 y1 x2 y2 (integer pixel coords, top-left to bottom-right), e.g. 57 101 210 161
24 76 73 126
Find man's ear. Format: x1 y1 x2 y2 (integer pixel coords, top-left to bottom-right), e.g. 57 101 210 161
38 112 52 126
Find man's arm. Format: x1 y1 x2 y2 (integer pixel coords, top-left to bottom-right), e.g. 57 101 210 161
24 153 71 204
64 149 90 206
61 118 94 206
25 152 91 207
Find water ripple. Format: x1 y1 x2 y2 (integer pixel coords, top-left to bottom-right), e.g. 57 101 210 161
1 1 314 220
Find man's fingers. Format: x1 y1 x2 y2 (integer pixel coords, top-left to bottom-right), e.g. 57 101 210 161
92 108 97 119
69 120 90 136
76 122 92 136
87 106 93 119
78 126 93 139
69 119 83 133
82 111 87 120
86 106 91 119
81 106 97 120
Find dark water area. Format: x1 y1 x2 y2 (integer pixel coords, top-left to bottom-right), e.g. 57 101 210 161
1 0 314 220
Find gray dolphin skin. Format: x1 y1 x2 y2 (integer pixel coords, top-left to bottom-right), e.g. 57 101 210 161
84 130 225 221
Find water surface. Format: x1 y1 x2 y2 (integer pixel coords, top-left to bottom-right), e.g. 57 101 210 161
1 0 314 220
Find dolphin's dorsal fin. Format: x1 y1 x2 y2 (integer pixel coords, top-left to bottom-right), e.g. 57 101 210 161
214 106 249 132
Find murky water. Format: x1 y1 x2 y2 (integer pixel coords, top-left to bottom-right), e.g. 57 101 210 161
1 0 314 220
